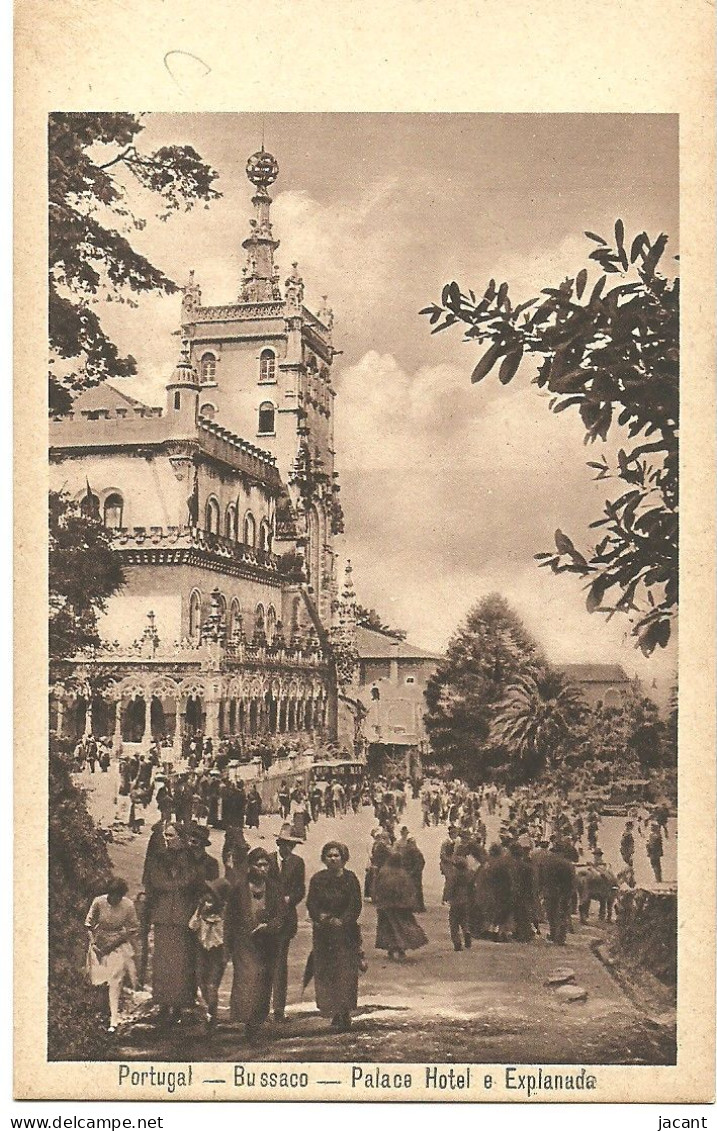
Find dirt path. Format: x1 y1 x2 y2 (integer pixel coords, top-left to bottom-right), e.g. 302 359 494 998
86 783 674 1065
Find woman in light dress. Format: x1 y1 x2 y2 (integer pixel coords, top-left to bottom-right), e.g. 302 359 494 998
85 877 139 1032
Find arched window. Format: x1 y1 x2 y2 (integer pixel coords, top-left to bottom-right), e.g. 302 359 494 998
225 504 237 542
258 401 275 435
259 519 271 554
229 598 241 639
200 353 217 383
243 511 256 548
199 402 216 421
205 496 220 535
259 349 276 383
189 590 202 641
103 493 123 529
266 605 277 644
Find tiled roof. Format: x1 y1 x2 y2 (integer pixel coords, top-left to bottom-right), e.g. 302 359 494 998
558 663 632 684
356 626 441 662
70 382 152 412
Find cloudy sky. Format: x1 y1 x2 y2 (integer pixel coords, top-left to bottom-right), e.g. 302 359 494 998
100 112 678 696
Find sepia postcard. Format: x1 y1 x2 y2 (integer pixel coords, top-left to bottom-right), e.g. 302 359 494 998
13 0 716 1105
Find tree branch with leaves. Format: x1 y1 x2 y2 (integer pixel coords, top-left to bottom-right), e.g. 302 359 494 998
49 112 220 415
421 223 678 655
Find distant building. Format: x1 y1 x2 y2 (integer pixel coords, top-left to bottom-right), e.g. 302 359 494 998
558 663 635 710
355 626 440 779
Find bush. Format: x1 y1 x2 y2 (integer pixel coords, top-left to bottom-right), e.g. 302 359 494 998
48 745 114 1060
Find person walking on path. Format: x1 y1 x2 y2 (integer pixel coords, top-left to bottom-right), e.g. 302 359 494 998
310 784 323 823
445 851 475 952
306 842 362 1033
142 822 198 1025
403 836 426 913
620 821 636 868
186 823 219 901
188 877 230 1027
511 836 537 943
245 784 263 830
289 791 311 841
270 824 306 1023
278 781 291 820
373 849 428 961
225 847 284 1041
482 843 513 943
541 839 576 946
439 825 459 903
85 877 140 1033
647 822 664 883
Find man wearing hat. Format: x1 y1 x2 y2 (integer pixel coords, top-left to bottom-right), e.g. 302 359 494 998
186 822 220 901
270 823 306 1023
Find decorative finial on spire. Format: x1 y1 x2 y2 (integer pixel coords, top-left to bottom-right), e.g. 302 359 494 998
317 294 334 333
285 262 305 312
181 269 201 320
240 149 281 301
246 149 279 191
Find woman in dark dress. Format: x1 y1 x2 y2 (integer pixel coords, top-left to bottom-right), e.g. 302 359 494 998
306 841 362 1032
142 822 198 1023
225 847 284 1041
373 849 428 961
403 836 426 913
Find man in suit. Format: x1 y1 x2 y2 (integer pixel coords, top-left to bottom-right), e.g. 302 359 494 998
270 824 306 1023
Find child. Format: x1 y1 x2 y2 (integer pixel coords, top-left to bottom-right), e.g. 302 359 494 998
188 877 231 1026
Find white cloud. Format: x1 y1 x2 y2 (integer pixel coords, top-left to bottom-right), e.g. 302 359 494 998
335 348 677 697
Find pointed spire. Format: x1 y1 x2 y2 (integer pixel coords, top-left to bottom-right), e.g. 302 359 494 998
240 149 281 302
317 295 334 332
338 560 357 633
181 269 202 321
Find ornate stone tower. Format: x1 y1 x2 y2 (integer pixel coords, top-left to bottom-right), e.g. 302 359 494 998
180 148 342 629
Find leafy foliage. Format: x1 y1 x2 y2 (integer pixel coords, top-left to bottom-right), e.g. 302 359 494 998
49 112 220 414
490 669 588 777
49 490 125 659
421 224 679 656
355 604 407 641
48 745 114 1059
277 549 306 582
423 593 546 781
574 687 668 774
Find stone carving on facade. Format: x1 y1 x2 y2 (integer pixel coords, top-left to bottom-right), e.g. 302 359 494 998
181 269 202 321
200 588 228 645
285 263 305 312
168 457 193 482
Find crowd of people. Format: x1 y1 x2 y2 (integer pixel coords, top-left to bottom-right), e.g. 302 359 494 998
87 818 364 1039
84 761 674 1039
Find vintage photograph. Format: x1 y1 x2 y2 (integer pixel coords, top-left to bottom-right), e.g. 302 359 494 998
46 111 680 1072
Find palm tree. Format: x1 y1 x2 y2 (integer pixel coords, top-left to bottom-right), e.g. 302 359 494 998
491 668 587 772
